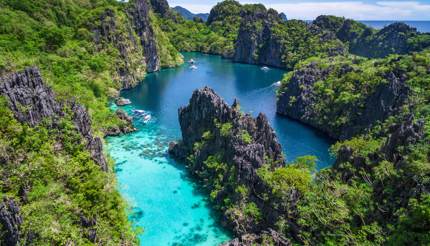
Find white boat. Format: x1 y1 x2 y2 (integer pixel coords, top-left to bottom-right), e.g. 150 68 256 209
188 58 195 64
142 114 151 123
261 66 270 71
115 98 131 106
274 81 281 87
190 65 198 70
132 109 145 115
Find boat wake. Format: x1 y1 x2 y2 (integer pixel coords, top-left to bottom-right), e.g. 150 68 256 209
245 81 281 96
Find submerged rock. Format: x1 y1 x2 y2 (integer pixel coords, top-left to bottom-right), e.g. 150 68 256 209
115 97 132 106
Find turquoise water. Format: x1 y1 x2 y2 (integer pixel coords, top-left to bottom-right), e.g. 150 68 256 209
107 52 334 245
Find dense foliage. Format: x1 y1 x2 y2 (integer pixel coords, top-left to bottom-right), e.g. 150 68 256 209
313 15 430 58
279 50 430 137
0 98 137 244
159 0 346 69
0 0 181 132
273 49 430 244
0 0 182 244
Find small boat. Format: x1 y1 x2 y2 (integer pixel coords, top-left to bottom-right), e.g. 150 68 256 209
274 81 281 87
132 109 145 115
142 114 151 124
116 98 131 106
132 109 152 123
190 65 198 70
261 66 270 71
188 58 195 64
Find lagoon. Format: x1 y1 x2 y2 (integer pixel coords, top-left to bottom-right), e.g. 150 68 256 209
107 52 334 245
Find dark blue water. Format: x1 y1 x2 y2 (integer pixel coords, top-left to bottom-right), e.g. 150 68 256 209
360 20 430 33
107 52 334 245
122 52 334 167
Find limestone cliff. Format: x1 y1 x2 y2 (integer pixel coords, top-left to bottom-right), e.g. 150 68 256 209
169 87 292 245
128 0 161 72
233 6 283 67
313 15 430 58
233 7 345 69
0 198 22 246
0 67 109 171
276 58 410 139
94 8 146 89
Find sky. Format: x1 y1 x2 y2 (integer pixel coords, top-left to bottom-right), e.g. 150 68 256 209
168 0 430 20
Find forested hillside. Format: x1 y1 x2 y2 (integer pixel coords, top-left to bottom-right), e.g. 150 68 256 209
0 0 181 244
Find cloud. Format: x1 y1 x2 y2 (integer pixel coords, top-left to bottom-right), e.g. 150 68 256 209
169 1 430 20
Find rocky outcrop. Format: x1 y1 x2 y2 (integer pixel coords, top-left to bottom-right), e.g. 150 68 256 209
70 102 108 171
276 61 410 139
233 9 345 69
105 109 136 136
0 67 63 126
352 23 424 58
0 68 108 171
128 0 161 72
382 115 425 163
0 198 22 246
233 6 283 67
149 0 170 18
169 87 293 244
94 9 146 89
170 87 284 168
313 15 430 58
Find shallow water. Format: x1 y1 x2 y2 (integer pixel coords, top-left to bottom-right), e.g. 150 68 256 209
107 52 334 245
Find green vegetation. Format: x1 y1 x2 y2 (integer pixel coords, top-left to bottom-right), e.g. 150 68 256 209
280 50 430 135
0 98 136 244
150 13 184 67
0 0 181 133
313 15 430 58
156 10 234 56
240 130 252 144
0 0 183 244
220 122 233 137
274 49 430 244
2 0 430 244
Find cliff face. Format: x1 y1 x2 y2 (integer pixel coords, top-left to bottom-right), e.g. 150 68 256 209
0 198 22 246
0 67 137 244
170 87 284 174
0 67 63 125
149 0 170 18
313 15 430 58
169 87 294 245
276 59 410 139
128 0 161 72
233 6 282 67
94 0 180 86
94 9 146 89
233 8 345 69
0 67 108 171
